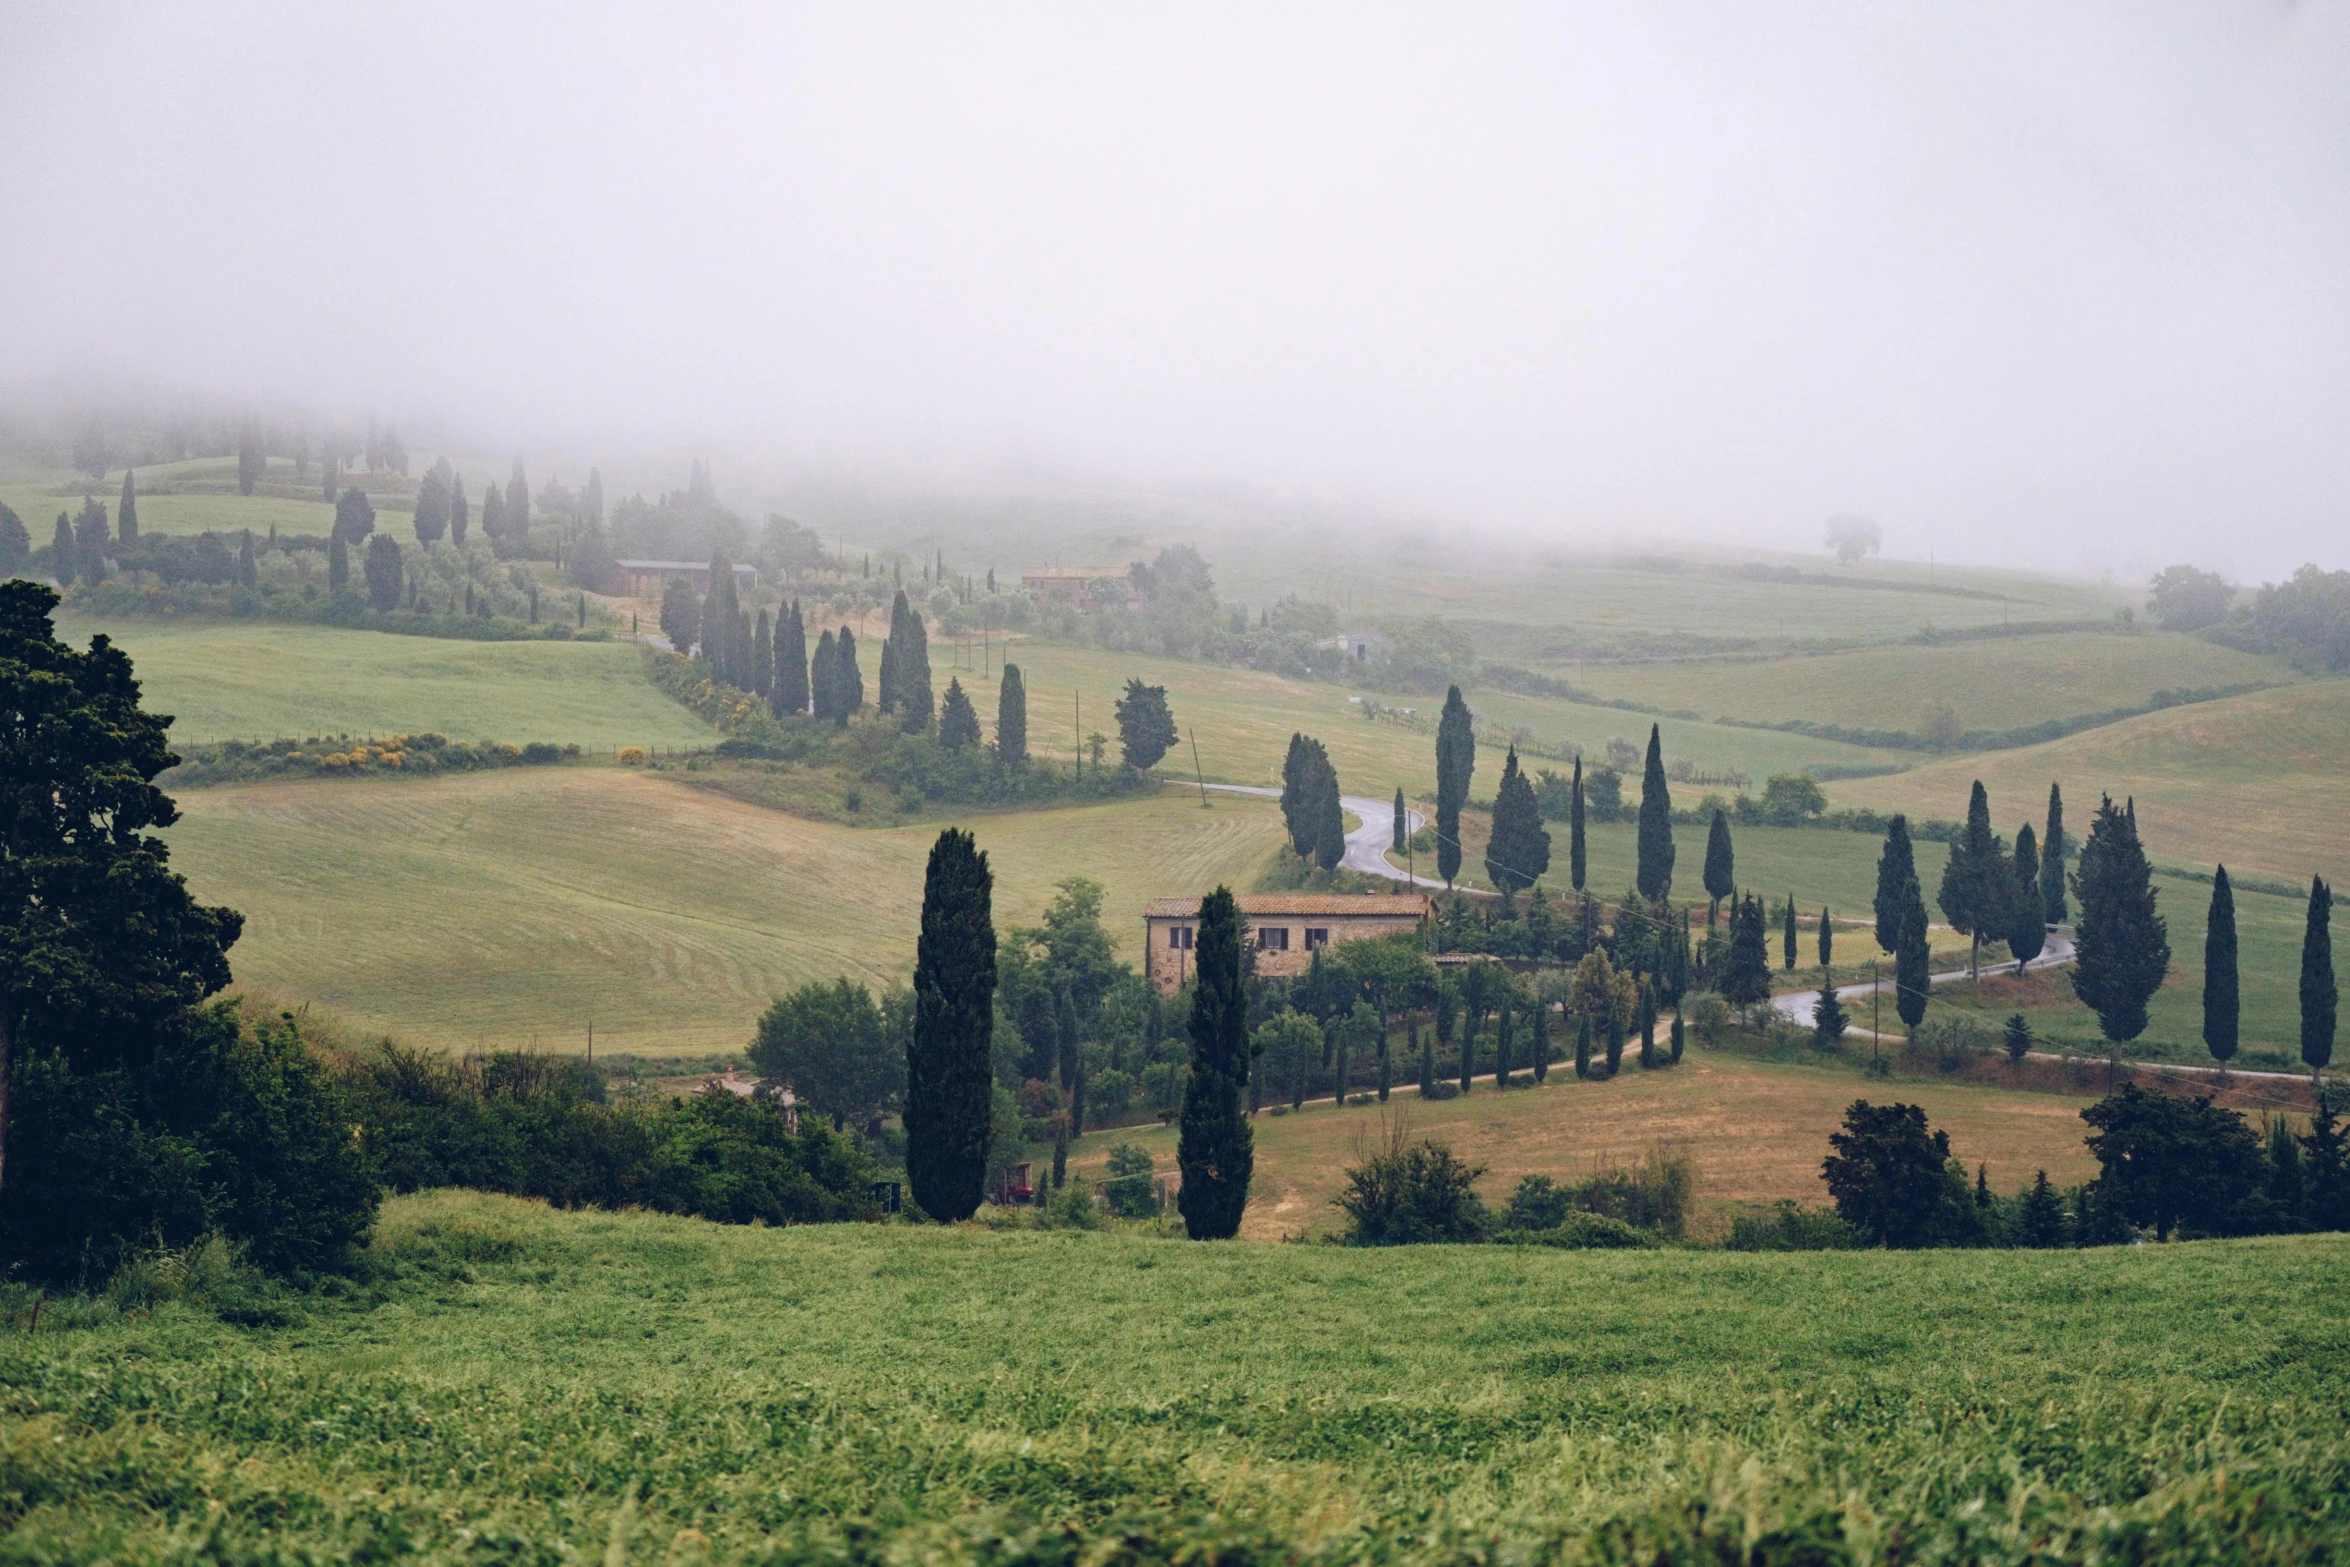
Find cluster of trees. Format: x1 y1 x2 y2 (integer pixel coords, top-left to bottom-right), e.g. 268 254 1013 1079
2147 559 2350 670
1821 1088 2350 1249
1280 734 1345 870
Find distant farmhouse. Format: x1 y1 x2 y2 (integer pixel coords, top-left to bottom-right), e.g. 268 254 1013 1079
1021 563 1133 609
1315 632 1393 664
612 559 761 597
1143 892 1430 991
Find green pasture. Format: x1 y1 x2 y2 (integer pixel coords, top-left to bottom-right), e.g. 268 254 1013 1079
167 771 1286 1055
52 616 716 750
11 1189 2348 1563
1574 630 2291 733
1832 680 2350 888
985 640 1900 799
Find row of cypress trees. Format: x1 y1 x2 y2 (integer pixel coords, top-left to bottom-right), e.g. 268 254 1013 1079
876 589 934 732
2203 864 2336 1076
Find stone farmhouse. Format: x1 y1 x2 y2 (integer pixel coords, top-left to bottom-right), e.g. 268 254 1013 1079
611 559 762 598
1021 563 1134 609
1142 892 1431 991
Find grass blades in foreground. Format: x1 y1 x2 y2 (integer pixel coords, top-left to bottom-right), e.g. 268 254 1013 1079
5 1190 2346 1564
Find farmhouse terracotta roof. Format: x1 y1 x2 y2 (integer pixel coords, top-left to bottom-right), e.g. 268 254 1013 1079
1142 893 1430 918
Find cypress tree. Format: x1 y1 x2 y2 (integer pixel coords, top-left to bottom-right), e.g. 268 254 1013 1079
237 530 257 588
2203 866 2239 1066
774 602 809 717
1280 733 1310 851
2009 824 2047 973
1575 1013 1593 1079
1873 815 1916 953
996 664 1028 765
1814 978 1848 1044
480 481 505 541
449 474 469 546
833 627 862 722
1604 1000 1625 1076
1635 724 1674 899
1177 887 1253 1239
74 496 108 584
938 677 979 751
2303 875 2336 1079
1670 1011 1685 1064
877 634 899 714
1937 779 2011 979
1312 749 1345 873
505 461 529 538
2069 795 2169 1045
1721 894 1772 1007
2004 1013 2034 1062
1569 755 1588 891
2017 1171 2065 1248
810 630 838 722
896 590 933 732
1531 996 1549 1082
1703 809 1734 922
1817 907 1833 967
752 609 773 696
49 514 74 587
1434 686 1475 889
116 469 138 543
1486 746 1551 897
1781 895 1798 970
1895 876 1931 1029
1392 786 1408 854
0 503 26 578
1494 996 1513 1087
327 532 349 592
1418 1024 1436 1097
905 828 996 1222
2041 783 2068 925
1636 983 1656 1069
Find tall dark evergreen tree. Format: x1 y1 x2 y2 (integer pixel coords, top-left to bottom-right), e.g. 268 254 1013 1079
1894 875 1931 1029
832 627 862 722
1817 907 1834 967
1531 995 1549 1082
0 504 27 578
1485 746 1551 897
332 487 375 544
2203 866 2239 1066
1434 686 1474 889
1311 747 1345 872
2304 875 2336 1079
1937 780 2010 979
1280 733 1310 850
996 664 1028 765
896 591 933 732
2069 795 2170 1045
2041 783 2069 925
236 530 257 588
116 470 138 543
1177 887 1253 1239
236 420 262 494
1815 979 1849 1044
752 608 773 696
1569 755 1587 891
449 474 469 546
810 630 838 722
703 554 740 680
905 829 996 1223
1114 679 1179 771
327 533 349 593
1781 895 1798 970
1720 894 1773 1008
774 601 809 717
74 497 108 584
2008 824 2046 974
1635 724 1674 899
49 514 73 587
938 677 979 751
1873 815 1916 953
505 461 530 539
480 481 505 541
1703 809 1734 922
876 633 898 714
1391 786 1408 854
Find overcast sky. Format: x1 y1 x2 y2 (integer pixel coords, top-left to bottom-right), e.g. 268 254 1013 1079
4 4 2346 578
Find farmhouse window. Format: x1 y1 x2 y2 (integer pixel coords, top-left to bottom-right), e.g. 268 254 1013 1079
1259 926 1291 952
1169 925 1194 950
1305 927 1330 950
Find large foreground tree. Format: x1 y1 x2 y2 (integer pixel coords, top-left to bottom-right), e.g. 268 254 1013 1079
905 828 996 1221
1177 886 1253 1238
0 581 245 1203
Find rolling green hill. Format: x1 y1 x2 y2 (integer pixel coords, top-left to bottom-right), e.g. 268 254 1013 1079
14 1189 2348 1563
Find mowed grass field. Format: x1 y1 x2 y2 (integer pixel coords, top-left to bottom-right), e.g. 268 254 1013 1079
981 641 1899 798
3 455 351 538
54 616 716 749
1572 631 2290 732
1830 679 2350 888
1075 1049 2104 1241
165 770 1287 1054
13 1189 2350 1562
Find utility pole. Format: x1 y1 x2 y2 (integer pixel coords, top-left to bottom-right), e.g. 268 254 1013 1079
1870 959 1880 1072
1074 690 1081 779
1190 728 1208 806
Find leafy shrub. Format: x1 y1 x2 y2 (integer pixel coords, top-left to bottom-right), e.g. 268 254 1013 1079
1728 1201 1861 1251
1501 1213 1656 1249
1336 1121 1489 1245
1103 1144 1160 1217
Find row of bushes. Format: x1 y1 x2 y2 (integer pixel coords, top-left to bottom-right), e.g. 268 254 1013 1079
70 576 611 641
164 733 583 785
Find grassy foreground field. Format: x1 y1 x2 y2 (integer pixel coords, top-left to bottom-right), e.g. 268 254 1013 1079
1075 1049 2105 1240
1830 679 2350 887
54 615 718 750
166 770 1287 1054
9 1189 2348 1564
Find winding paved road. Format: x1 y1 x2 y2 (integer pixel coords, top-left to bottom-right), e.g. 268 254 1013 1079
1194 783 1451 888
1771 929 2076 1031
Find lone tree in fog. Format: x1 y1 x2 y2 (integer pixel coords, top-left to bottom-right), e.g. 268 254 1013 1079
332 487 375 545
1391 786 1407 854
412 468 449 546
1177 886 1253 1239
2305 875 2336 1081
449 474 469 546
1635 724 1674 900
49 515 74 587
938 677 979 751
362 535 403 612
996 663 1028 766
1569 755 1586 891
116 470 137 543
1434 686 1474 890
905 828 996 1222
2040 784 2068 925
660 577 700 655
1114 678 1178 771
480 481 505 540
